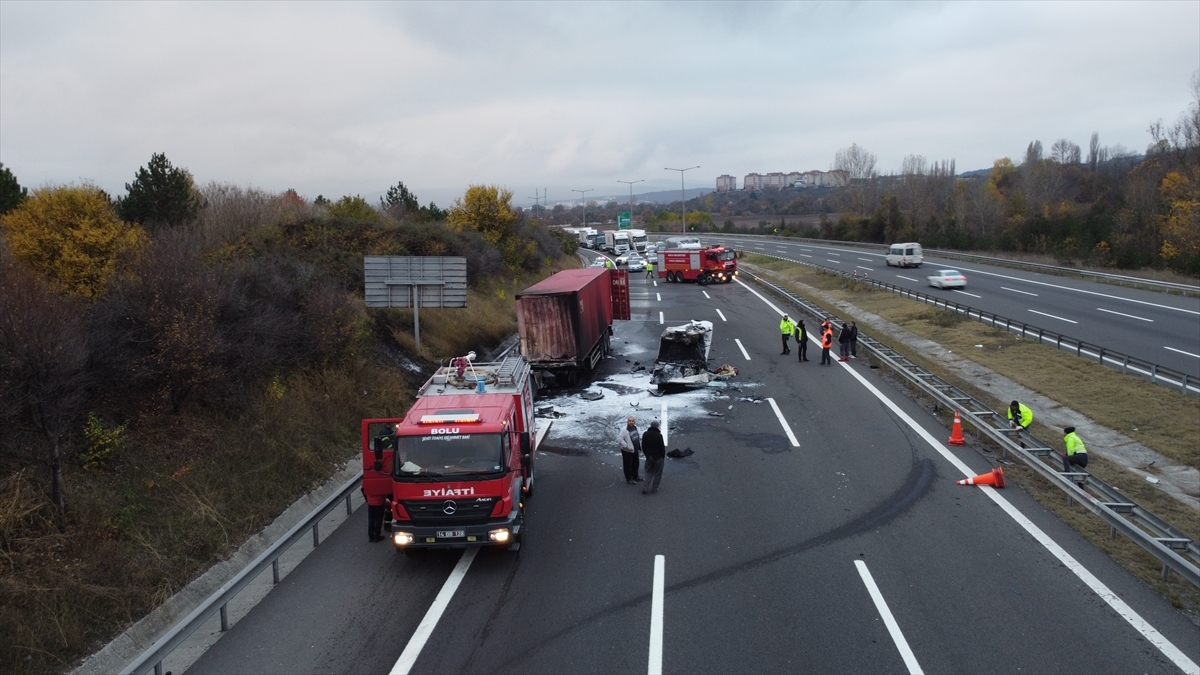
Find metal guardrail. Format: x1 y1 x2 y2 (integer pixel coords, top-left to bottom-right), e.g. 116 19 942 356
688 233 1199 296
751 252 1199 397
747 271 1200 588
120 474 363 675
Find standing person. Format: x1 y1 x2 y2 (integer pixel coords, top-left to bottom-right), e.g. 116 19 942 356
837 322 851 362
618 417 642 484
779 314 795 355
820 325 834 365
641 420 666 494
849 321 859 358
1062 426 1088 473
645 259 655 279
796 318 809 362
366 424 397 543
1007 400 1033 431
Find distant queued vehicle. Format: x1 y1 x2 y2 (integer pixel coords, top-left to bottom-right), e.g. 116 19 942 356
589 257 610 268
626 254 647 272
615 254 630 266
928 269 967 289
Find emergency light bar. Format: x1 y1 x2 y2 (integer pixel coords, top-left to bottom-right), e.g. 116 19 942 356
419 413 481 424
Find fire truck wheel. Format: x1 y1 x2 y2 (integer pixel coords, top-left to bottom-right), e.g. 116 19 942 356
523 461 535 499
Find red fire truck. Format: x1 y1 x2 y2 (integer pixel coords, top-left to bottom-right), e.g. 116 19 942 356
361 354 537 552
657 244 739 284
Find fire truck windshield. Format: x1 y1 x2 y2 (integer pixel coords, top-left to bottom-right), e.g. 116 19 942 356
717 250 736 261
392 433 504 479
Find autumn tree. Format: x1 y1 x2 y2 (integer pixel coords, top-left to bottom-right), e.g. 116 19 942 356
1 185 147 299
328 195 381 222
447 185 533 272
833 143 878 215
117 153 203 229
0 162 28 215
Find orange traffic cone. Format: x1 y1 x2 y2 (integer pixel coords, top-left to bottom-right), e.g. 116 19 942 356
948 409 965 446
957 467 1005 488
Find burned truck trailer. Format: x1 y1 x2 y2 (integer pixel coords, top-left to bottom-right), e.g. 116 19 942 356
649 320 715 389
517 267 630 388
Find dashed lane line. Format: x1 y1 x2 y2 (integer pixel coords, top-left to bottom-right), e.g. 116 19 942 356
953 290 981 299
1165 346 1200 359
1096 307 1153 322
855 560 923 675
715 308 727 322
766 397 800 447
896 275 919 282
702 290 711 299
659 311 664 325
1029 309 1078 324
734 338 751 360
1001 286 1038 297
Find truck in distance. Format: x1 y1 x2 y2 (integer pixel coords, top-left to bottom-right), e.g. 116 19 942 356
628 228 649 253
603 230 631 255
362 354 538 552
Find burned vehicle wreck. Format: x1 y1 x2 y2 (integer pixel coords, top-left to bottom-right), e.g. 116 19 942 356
649 320 715 389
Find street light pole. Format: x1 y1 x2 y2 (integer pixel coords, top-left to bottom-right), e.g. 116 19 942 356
572 189 593 226
664 166 699 233
617 179 644 228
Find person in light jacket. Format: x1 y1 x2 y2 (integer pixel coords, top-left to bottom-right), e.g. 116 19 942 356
618 417 642 484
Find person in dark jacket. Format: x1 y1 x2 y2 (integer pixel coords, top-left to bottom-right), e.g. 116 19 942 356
849 321 858 358
837 322 851 361
796 318 809 362
641 420 666 494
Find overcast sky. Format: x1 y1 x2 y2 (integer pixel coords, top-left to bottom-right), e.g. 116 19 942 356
1 1 1197 208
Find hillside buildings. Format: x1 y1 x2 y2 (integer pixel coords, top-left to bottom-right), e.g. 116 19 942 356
719 169 846 192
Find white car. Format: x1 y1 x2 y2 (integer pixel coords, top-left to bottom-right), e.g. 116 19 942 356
928 269 967 289
589 257 610 268
626 254 647 272
614 254 630 266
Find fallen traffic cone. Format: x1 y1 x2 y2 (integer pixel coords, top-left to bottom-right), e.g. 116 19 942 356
948 409 966 446
957 467 1005 488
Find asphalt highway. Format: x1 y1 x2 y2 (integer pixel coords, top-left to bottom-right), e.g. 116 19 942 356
187 266 1200 675
700 234 1200 379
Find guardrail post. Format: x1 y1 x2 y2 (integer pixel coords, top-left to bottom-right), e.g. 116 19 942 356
1122 355 1128 374
272 559 280 584
1056 334 1062 349
345 493 353 515
1182 373 1188 395
1076 341 1081 357
1150 363 1157 386
312 522 320 547
1162 564 1171 581
1005 318 1011 331
1037 328 1043 344
220 603 229 632
154 662 163 675
1110 525 1118 539
1098 347 1105 365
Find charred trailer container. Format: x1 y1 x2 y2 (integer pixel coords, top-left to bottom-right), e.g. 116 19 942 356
517 267 627 387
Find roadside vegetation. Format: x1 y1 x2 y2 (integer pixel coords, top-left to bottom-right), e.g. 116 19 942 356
743 254 1200 618
0 159 577 674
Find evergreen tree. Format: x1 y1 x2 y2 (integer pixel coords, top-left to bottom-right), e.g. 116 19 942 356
116 153 202 228
0 162 29 215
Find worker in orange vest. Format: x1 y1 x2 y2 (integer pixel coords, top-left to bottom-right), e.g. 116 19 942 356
820 324 834 365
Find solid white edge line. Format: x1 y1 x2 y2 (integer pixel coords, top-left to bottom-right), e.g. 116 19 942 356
734 278 786 315
715 308 727 322
659 311 664 324
1096 307 1154 322
1001 286 1038 297
833 360 1200 675
1165 345 1200 359
390 548 479 675
648 555 665 675
766 397 800 447
854 560 924 675
734 338 751 361
1028 309 1079 324
660 401 669 446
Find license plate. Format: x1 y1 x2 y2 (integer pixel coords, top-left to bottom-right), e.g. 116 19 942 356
436 530 465 538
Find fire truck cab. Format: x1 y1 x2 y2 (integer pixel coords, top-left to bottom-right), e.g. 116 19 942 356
362 355 537 552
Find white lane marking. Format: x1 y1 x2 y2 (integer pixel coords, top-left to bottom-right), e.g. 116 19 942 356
855 560 923 675
648 555 665 675
659 311 664 325
391 548 478 675
858 257 873 262
953 290 981 298
1096 307 1153 322
734 278 786 315
735 338 751 360
702 290 711 299
766 397 800 447
957 266 1200 316
776 249 788 253
896 275 919 282
1001 286 1038 297
1029 309 1078 324
826 259 841 264
653 280 657 287
857 266 873 271
660 402 669 446
832 358 1200 675
1165 346 1200 359
715 308 727 322
800 248 812 252
828 252 841 256
656 293 661 302
799 254 813 258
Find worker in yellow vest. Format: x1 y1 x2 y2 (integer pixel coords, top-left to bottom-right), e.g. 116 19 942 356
779 314 796 355
1007 400 1033 430
1062 426 1088 473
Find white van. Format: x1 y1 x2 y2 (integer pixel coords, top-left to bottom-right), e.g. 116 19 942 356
886 242 923 268
664 236 702 250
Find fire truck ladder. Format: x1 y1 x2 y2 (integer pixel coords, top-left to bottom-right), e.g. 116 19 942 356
747 271 1200 588
492 355 529 389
